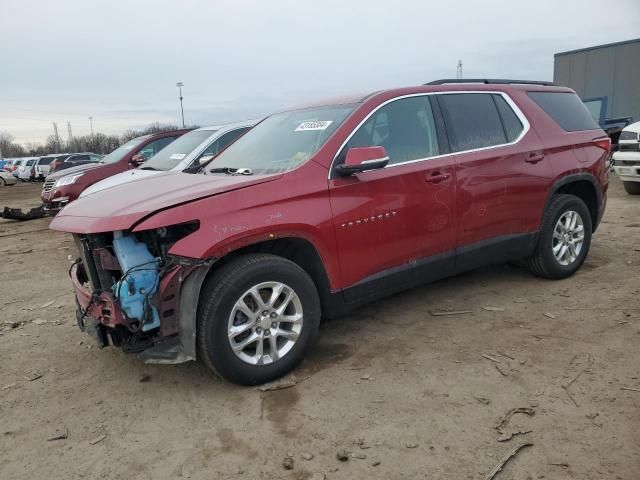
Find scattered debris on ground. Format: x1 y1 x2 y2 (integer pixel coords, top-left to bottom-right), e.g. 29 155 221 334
336 450 350 462
47 427 68 441
0 204 46 221
495 407 535 442
483 443 533 480
89 434 107 445
429 309 473 316
282 456 294 470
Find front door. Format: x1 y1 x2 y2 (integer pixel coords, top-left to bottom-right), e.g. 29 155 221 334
328 95 457 301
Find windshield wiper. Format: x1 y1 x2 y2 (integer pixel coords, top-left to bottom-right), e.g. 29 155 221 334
140 166 159 171
209 167 253 176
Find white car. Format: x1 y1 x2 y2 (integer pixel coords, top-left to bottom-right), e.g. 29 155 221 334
34 156 57 181
613 121 640 195
16 157 39 181
81 120 258 197
0 169 18 186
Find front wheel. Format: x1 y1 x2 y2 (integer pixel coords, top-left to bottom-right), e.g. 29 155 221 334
623 181 640 195
197 253 321 385
523 194 592 279
0 178 5 187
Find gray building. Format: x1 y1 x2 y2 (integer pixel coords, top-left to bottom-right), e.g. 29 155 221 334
554 38 640 125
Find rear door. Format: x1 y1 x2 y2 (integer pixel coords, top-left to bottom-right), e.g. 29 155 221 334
329 95 457 298
437 92 550 253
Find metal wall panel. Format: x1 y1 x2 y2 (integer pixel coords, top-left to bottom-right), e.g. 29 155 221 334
554 39 640 122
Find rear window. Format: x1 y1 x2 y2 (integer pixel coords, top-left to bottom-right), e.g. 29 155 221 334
38 158 54 165
528 92 599 132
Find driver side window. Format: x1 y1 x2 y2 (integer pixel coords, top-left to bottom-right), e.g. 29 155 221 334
345 96 440 165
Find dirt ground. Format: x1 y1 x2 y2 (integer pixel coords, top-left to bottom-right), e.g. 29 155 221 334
0 177 639 480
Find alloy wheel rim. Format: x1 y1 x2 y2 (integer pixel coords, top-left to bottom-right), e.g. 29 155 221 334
552 210 584 266
227 281 303 365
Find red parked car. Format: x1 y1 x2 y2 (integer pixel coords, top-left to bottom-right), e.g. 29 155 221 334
50 80 609 385
42 129 190 213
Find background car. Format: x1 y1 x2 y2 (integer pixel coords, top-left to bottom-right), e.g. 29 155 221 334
0 169 18 186
50 153 103 173
34 156 56 180
42 129 189 213
612 121 640 194
81 120 257 197
16 157 38 181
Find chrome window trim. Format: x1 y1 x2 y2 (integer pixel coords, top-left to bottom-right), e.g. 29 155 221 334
328 90 530 179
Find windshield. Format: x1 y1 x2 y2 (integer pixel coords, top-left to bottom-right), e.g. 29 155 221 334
141 130 214 171
206 105 354 175
100 136 148 164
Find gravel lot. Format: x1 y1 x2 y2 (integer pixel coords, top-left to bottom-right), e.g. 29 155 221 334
1 177 639 479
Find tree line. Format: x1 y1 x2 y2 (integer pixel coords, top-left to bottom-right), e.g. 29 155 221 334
0 122 196 158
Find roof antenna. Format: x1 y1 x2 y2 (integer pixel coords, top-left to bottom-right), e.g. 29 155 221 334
456 60 463 79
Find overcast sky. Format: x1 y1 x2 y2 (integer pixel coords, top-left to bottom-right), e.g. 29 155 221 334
1 0 639 145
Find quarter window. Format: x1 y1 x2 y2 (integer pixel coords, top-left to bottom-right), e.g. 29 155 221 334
345 96 440 165
439 93 508 152
493 95 524 142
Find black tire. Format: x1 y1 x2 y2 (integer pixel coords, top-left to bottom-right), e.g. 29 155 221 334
523 194 592 279
623 181 640 195
0 178 5 187
197 253 321 385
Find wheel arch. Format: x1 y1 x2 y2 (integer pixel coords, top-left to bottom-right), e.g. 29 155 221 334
177 236 337 361
545 173 601 232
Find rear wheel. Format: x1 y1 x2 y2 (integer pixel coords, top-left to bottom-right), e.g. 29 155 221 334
623 181 640 195
523 194 592 279
0 178 5 187
197 253 321 385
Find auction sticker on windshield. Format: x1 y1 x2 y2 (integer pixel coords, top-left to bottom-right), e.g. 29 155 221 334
170 153 187 160
295 120 333 132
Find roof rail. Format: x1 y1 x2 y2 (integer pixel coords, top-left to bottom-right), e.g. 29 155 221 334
426 78 554 86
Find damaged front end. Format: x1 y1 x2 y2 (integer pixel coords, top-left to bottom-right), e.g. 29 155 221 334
70 221 207 363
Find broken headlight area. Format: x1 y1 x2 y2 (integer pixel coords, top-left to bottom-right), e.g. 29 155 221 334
70 221 199 352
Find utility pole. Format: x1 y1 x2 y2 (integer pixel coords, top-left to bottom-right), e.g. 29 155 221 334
67 122 73 150
89 116 94 151
176 82 185 127
456 60 463 79
52 122 61 153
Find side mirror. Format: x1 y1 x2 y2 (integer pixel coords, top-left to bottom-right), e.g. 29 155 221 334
130 153 145 166
197 154 214 165
335 146 389 176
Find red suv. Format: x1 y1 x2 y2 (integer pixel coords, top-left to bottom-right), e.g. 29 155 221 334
50 80 609 385
42 129 190 213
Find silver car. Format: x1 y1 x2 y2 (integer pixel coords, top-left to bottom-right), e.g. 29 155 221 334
0 169 18 186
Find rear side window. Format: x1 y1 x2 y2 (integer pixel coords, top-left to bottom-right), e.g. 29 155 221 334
493 95 524 142
438 93 507 152
528 92 599 131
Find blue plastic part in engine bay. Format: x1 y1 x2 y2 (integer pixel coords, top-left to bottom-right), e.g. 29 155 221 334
112 232 160 331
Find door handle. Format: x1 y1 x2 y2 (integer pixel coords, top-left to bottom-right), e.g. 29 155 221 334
425 171 451 184
525 152 545 164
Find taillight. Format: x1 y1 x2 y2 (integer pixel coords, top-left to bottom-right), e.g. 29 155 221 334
593 137 611 152
31 167 35 176
51 161 58 171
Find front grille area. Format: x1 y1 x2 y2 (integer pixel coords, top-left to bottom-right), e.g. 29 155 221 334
618 160 640 167
43 178 55 193
619 144 640 153
620 131 639 141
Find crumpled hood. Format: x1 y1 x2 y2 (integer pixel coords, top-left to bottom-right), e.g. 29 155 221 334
47 162 103 180
49 171 282 234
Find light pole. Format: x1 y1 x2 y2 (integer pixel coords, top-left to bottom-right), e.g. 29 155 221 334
176 82 185 127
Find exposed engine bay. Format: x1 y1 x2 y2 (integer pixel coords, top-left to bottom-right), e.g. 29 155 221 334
72 222 199 354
